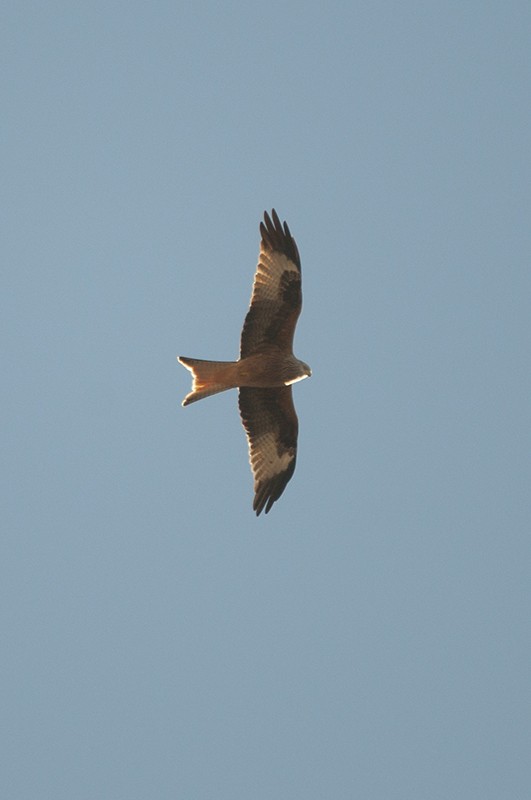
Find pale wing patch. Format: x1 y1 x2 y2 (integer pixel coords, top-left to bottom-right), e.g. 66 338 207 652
251 249 298 304
248 431 294 481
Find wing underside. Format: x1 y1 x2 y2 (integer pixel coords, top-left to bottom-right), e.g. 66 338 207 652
240 210 302 358
238 386 298 515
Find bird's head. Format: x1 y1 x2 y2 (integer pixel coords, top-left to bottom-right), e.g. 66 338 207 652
284 359 312 385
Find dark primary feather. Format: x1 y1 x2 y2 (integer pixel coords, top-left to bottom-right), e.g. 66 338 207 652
238 386 298 515
240 209 302 358
260 209 301 269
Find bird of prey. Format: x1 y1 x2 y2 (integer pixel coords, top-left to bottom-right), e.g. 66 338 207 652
178 209 311 515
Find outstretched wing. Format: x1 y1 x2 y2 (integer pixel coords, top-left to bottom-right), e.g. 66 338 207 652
238 386 298 515
240 210 302 358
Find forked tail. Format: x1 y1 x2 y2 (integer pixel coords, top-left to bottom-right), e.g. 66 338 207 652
178 357 238 406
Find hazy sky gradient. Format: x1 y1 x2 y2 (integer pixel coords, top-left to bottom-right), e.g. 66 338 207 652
3 2 530 798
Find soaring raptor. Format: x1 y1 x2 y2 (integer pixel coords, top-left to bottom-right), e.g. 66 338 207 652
178 210 311 515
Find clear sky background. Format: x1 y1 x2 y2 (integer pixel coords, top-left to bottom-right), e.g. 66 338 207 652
3 2 530 798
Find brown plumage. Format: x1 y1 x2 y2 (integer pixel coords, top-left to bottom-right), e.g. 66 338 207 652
178 210 311 515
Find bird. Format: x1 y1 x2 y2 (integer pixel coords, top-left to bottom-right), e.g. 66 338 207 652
178 209 311 515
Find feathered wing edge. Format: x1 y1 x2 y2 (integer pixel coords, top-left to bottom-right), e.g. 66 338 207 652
238 386 298 515
240 209 302 358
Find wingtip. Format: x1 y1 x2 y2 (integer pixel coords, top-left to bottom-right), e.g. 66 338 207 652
263 208 281 228
259 208 301 270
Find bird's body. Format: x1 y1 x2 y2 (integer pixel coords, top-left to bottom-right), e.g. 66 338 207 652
178 210 310 515
180 350 310 403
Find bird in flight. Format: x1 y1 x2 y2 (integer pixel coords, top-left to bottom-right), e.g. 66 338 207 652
178 209 311 515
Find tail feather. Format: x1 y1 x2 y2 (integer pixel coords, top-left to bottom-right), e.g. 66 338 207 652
178 356 238 406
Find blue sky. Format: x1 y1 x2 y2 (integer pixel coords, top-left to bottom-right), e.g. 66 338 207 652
3 2 530 798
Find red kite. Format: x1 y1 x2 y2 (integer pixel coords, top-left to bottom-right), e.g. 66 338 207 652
178 210 311 515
